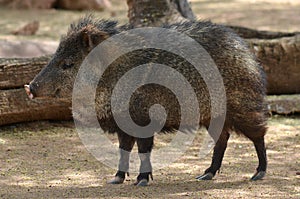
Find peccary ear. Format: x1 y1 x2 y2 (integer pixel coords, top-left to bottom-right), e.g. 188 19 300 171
81 29 109 52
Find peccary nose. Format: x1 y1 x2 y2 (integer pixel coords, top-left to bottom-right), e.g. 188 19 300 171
24 84 34 99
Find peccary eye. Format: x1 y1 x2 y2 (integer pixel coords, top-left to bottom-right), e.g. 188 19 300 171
62 61 74 70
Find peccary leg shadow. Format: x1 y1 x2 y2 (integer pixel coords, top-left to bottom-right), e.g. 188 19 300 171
107 131 135 184
196 130 230 180
134 136 154 186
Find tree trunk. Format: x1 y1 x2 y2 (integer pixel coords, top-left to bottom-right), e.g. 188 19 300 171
127 0 194 27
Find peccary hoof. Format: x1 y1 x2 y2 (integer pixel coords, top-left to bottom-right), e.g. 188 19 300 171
107 176 125 184
195 172 214 180
250 171 266 181
134 179 149 186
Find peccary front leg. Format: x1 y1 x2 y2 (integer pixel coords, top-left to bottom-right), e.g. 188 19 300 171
107 131 135 184
196 130 230 180
134 136 154 186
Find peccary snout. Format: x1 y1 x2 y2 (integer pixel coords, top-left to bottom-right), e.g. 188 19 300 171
24 84 35 99
24 80 65 99
24 80 44 99
24 19 110 101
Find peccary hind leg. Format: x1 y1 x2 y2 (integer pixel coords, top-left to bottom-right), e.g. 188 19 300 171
134 136 154 186
249 136 267 181
196 130 230 180
242 123 267 181
197 126 267 181
107 131 135 184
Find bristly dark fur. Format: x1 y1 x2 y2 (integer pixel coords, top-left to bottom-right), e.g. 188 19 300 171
30 15 268 183
68 15 119 35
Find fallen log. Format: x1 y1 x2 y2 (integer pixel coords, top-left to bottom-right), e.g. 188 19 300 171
0 89 298 126
267 94 300 115
0 56 51 89
0 56 71 126
227 26 300 94
247 35 300 94
229 25 299 39
0 30 300 126
0 88 71 126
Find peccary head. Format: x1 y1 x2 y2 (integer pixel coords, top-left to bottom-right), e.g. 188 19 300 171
25 17 118 99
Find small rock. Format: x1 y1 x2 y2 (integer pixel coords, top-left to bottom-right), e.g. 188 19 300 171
0 0 56 9
11 21 39 36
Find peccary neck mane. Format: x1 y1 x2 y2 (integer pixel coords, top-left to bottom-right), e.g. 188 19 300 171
67 16 119 36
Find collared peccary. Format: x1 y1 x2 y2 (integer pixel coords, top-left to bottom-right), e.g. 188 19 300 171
24 16 268 186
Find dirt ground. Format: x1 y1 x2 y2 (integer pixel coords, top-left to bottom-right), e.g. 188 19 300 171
0 0 300 198
0 116 299 198
0 0 299 41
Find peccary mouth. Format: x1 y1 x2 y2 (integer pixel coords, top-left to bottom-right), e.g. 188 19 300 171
24 84 57 99
24 84 71 102
24 84 34 99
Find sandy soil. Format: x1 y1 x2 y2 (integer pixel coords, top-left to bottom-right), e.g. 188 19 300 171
0 116 299 198
0 0 300 198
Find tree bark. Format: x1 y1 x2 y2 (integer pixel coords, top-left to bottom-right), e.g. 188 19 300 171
127 0 194 27
0 56 51 89
231 25 300 94
0 89 71 126
231 26 300 95
228 25 299 39
248 35 300 94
